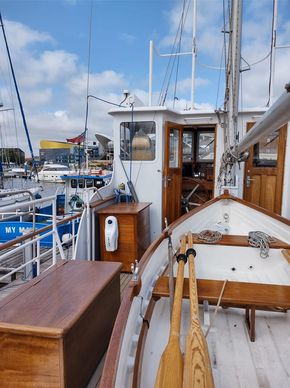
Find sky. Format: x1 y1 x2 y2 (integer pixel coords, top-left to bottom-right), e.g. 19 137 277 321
0 0 289 156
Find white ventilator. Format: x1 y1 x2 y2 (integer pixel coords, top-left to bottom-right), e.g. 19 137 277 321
105 216 118 251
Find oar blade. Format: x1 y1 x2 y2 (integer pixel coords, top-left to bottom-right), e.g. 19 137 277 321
183 319 214 388
155 336 183 388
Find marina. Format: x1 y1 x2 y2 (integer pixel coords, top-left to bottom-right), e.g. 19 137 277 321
0 0 290 387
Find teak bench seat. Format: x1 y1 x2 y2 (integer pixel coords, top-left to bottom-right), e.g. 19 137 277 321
153 276 290 341
187 233 290 249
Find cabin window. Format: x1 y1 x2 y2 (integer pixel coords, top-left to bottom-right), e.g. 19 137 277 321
78 179 85 188
86 179 93 188
253 130 279 167
196 132 214 162
71 179 77 188
120 121 156 161
94 179 104 188
169 129 180 168
183 131 194 161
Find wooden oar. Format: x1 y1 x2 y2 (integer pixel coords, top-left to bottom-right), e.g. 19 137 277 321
155 236 187 388
183 232 214 388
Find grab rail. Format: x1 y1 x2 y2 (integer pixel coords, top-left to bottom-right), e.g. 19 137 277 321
0 195 81 288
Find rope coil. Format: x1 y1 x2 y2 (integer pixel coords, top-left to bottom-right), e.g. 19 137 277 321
197 230 222 244
248 231 274 258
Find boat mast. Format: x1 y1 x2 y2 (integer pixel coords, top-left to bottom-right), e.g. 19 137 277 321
221 0 243 187
0 13 37 177
190 0 197 110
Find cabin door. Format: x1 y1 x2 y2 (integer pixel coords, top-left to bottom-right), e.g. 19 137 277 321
243 123 287 214
162 122 183 227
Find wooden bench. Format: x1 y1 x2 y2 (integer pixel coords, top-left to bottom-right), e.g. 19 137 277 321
0 260 122 387
153 276 290 341
187 233 290 249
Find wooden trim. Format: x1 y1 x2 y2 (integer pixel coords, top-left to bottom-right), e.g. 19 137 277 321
162 121 184 226
153 276 290 309
187 233 290 249
276 124 287 213
243 123 287 215
0 322 63 338
99 233 166 388
99 284 138 388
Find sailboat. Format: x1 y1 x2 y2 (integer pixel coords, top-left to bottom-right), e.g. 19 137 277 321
0 1 289 387
71 1 290 387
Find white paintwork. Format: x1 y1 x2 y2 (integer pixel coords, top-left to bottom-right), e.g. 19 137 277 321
108 105 290 243
114 198 290 388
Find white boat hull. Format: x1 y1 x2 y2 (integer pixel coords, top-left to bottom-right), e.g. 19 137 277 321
100 194 290 388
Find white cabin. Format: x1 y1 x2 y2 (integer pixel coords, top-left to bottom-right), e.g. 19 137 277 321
100 103 290 242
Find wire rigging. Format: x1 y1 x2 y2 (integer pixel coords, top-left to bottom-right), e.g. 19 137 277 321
266 0 276 107
83 0 94 174
158 0 190 106
173 0 187 108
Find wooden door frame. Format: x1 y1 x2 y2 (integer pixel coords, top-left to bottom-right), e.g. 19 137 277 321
162 121 183 226
243 123 287 214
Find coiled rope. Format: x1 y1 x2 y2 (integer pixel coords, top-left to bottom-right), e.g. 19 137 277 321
248 231 274 258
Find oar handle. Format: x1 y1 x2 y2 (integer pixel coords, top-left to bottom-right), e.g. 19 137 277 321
183 232 215 388
187 234 199 319
170 253 187 336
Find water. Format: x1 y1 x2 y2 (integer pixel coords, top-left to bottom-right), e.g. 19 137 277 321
3 177 64 198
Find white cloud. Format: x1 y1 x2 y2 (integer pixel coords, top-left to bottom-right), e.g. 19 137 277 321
3 19 54 52
22 88 53 107
120 33 136 44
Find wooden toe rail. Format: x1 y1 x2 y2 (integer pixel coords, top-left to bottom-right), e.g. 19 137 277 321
153 277 290 341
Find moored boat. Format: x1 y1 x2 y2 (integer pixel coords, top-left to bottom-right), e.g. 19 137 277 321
99 192 290 387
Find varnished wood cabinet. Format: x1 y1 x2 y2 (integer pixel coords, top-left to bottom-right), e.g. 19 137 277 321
0 260 122 388
98 202 151 272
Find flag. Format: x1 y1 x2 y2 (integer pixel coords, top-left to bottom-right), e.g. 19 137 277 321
66 131 86 144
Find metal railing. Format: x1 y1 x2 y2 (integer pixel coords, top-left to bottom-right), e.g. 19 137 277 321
0 195 81 287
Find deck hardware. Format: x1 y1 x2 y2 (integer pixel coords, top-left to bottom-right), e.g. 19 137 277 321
186 248 196 258
176 253 187 263
131 260 139 281
138 296 150 329
231 267 236 271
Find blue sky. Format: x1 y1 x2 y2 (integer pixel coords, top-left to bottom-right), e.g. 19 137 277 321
0 0 289 155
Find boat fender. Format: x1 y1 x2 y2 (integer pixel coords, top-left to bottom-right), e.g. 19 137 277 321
176 253 187 263
105 216 118 251
186 248 196 258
